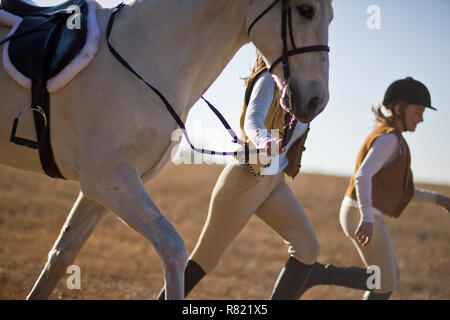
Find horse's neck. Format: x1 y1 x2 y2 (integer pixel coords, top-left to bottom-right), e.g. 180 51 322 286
114 0 249 118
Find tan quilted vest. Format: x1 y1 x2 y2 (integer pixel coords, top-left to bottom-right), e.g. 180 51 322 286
345 124 414 218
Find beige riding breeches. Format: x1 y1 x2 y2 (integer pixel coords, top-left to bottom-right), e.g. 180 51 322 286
190 163 320 273
339 202 400 293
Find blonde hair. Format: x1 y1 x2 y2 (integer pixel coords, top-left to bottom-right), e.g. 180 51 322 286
244 51 267 87
371 100 407 127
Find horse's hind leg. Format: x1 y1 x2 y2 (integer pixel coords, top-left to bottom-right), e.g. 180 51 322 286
80 162 187 299
27 192 109 300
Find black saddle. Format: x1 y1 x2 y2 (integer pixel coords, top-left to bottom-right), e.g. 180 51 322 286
0 0 89 179
2 0 88 80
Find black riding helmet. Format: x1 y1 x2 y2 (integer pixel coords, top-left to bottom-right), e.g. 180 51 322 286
382 77 436 131
383 77 437 111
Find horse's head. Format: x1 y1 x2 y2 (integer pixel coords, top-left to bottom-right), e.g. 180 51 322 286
247 0 333 123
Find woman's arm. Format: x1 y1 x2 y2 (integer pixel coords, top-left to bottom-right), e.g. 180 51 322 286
244 72 284 156
244 72 275 147
413 189 450 213
436 194 450 213
412 188 439 203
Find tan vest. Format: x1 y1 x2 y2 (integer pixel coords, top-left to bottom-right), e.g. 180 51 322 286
236 68 309 179
345 124 414 218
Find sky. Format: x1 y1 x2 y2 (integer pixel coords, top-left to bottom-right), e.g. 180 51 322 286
35 0 450 185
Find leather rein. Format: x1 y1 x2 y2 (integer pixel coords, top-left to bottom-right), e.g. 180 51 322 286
106 0 330 160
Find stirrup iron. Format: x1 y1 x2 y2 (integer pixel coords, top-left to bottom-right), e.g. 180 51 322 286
10 105 48 149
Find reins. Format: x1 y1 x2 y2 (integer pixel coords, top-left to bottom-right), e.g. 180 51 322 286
106 0 330 160
106 3 261 161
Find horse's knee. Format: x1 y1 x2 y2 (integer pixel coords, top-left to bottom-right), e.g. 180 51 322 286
160 233 187 272
80 164 187 270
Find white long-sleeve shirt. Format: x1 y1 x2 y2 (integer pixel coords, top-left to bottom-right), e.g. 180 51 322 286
343 132 439 222
240 71 308 175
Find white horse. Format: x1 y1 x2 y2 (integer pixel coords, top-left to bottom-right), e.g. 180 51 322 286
0 0 333 299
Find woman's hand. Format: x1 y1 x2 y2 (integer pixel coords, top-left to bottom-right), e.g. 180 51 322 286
355 221 373 247
264 139 286 157
436 194 450 213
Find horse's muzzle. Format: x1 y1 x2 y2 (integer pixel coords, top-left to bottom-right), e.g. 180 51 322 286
282 81 327 123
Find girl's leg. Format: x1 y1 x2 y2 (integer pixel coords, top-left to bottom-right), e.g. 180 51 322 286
297 201 380 297
255 179 320 299
297 262 372 297
339 203 399 299
158 163 270 299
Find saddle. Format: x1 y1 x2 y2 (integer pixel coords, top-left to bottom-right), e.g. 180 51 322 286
0 0 89 179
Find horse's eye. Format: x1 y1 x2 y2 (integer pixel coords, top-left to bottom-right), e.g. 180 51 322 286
297 5 315 20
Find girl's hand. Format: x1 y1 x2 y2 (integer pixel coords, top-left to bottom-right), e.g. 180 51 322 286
264 139 286 157
436 194 450 213
355 221 373 247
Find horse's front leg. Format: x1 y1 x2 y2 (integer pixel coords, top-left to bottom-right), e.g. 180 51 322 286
80 161 187 300
27 192 110 300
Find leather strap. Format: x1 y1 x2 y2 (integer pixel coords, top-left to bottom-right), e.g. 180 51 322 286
247 0 280 35
32 81 65 179
0 12 66 179
268 45 330 73
32 18 66 179
106 3 263 161
247 0 329 148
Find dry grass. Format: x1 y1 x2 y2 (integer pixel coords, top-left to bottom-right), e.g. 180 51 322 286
0 163 449 300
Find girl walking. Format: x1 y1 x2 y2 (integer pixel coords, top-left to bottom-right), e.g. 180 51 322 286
298 77 450 299
158 52 320 299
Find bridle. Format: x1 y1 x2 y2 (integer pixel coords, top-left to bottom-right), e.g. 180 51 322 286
106 0 330 160
248 0 330 146
248 0 330 86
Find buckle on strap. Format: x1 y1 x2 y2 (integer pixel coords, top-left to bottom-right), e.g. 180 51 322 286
10 105 48 149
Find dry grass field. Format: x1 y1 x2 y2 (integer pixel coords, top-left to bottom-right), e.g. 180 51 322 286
0 163 449 300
